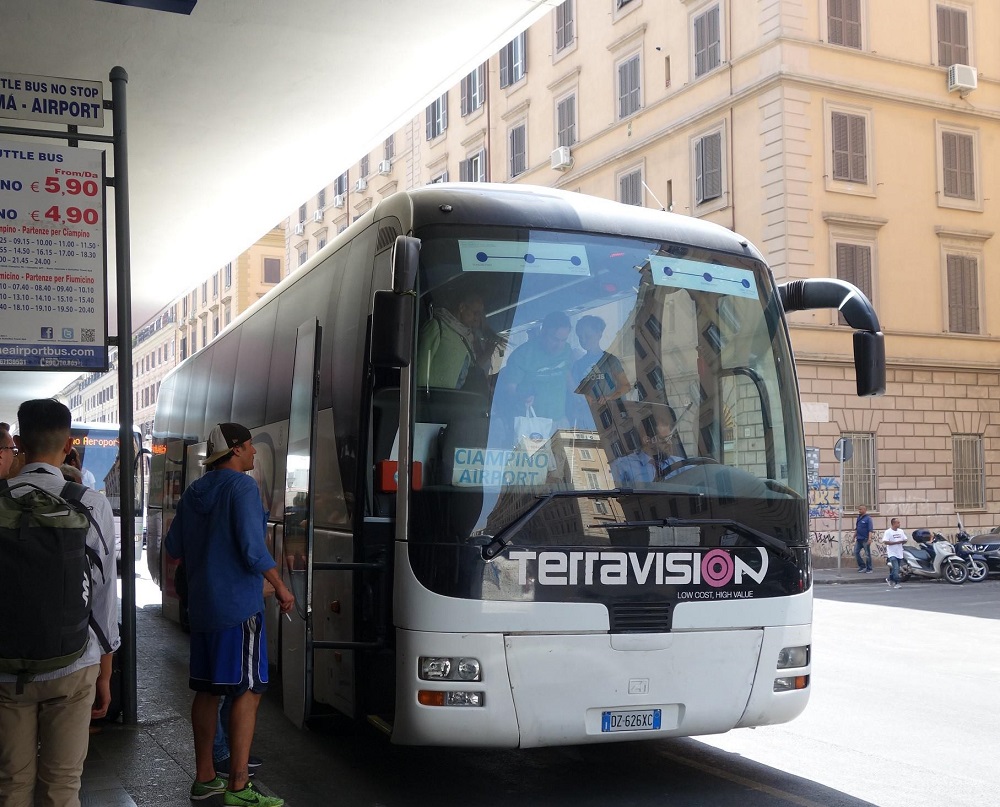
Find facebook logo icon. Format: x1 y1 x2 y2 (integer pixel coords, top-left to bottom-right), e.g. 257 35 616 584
40 327 54 339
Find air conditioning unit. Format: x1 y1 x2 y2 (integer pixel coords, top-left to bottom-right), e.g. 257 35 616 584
293 222 305 236
378 159 392 175
947 64 977 94
550 145 573 171
312 210 324 222
332 194 345 208
354 177 368 192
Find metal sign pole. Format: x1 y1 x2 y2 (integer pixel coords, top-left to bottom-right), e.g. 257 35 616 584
837 452 844 570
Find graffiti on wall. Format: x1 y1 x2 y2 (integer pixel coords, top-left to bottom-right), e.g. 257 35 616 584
809 476 840 520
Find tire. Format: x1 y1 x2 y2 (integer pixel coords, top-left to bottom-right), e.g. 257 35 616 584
943 559 968 584
966 558 989 583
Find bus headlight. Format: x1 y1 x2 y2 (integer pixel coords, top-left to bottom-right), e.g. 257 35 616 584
773 675 809 692
776 645 809 669
419 656 481 682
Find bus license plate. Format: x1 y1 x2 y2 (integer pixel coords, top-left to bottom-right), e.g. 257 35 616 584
601 708 662 733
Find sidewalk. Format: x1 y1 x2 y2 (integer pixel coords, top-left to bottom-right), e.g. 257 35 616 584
813 565 888 585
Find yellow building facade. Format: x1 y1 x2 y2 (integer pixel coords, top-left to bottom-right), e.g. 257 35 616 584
285 1 998 548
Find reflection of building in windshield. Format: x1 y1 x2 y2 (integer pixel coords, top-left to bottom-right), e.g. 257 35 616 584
483 428 625 546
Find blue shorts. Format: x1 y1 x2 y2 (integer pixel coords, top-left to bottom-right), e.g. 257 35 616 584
189 613 269 696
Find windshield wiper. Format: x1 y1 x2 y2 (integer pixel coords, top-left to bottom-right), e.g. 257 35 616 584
480 488 641 560
597 516 797 562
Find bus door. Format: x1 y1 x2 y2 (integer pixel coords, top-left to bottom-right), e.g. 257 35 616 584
281 319 321 728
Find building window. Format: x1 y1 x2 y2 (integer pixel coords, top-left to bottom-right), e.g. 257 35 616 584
212 274 218 298
317 188 326 210
619 168 643 206
936 4 969 67
298 246 308 267
941 129 975 200
459 150 487 182
264 257 281 284
953 434 984 510
430 171 449 184
298 204 306 224
946 253 979 334
317 237 327 250
334 172 348 196
647 367 664 391
693 5 721 78
645 314 662 340
191 331 197 353
828 0 862 48
694 130 723 205
600 407 613 429
182 296 188 318
461 64 486 116
384 135 395 162
426 93 448 140
585 470 600 489
617 53 641 119
835 243 873 325
841 432 876 510
360 155 370 178
500 31 527 88
556 94 577 147
555 1 575 52
634 339 647 359
213 316 219 337
831 111 867 183
224 262 232 289
580 448 594 460
509 123 527 177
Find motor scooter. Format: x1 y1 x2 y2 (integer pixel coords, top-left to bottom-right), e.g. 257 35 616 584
954 530 990 582
898 530 967 584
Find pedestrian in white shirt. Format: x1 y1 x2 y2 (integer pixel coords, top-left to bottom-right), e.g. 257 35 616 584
883 518 908 589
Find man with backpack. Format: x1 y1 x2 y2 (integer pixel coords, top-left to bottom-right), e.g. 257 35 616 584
0 399 119 807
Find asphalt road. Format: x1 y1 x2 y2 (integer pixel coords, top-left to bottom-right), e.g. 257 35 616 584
120 569 1000 806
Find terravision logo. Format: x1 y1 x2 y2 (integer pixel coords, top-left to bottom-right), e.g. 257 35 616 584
506 547 768 588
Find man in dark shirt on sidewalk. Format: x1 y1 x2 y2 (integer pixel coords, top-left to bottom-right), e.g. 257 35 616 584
855 505 874 573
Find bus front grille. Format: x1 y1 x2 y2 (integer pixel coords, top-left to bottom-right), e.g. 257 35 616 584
609 601 673 633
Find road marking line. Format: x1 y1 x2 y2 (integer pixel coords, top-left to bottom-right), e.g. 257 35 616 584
654 745 830 807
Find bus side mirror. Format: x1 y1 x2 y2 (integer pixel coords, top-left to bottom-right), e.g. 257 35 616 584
853 330 885 397
370 290 414 368
392 235 420 294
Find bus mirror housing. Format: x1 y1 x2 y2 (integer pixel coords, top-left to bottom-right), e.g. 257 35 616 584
392 235 420 294
371 289 414 368
853 331 885 397
778 278 885 397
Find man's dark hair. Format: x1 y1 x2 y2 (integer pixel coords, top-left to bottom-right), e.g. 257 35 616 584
17 399 72 457
541 310 571 332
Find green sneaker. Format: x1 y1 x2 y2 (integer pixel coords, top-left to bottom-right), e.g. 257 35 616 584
223 781 285 807
190 776 227 800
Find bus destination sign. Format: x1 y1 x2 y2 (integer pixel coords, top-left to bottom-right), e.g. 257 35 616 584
0 140 109 370
0 72 104 127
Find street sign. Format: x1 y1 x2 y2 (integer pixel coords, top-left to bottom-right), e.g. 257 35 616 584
834 438 853 462
0 72 104 127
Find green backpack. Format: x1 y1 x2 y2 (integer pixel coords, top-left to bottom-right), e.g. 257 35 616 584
0 479 111 693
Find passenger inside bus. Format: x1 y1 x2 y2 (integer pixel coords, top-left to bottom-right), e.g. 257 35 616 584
415 287 497 393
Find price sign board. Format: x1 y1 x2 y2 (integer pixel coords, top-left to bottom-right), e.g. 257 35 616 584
0 140 108 370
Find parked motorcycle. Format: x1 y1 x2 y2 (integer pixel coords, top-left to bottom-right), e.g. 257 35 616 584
899 530 967 584
954 531 990 583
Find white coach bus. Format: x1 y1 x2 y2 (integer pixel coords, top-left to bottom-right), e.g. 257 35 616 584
147 184 884 747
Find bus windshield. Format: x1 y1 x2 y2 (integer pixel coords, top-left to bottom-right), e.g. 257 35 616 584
70 425 142 516
401 225 807 553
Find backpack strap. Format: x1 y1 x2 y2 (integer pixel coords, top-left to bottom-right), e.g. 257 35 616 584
59 481 110 557
59 481 114 655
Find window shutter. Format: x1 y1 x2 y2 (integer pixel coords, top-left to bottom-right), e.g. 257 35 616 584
828 0 844 44
459 159 469 182
425 104 433 141
957 133 975 199
832 112 850 180
848 114 866 182
938 7 968 66
845 0 862 48
947 254 979 333
694 13 708 76
476 66 485 109
937 6 952 65
703 132 722 201
500 44 510 87
836 243 872 325
707 7 720 70
460 74 469 116
942 131 959 195
695 138 705 202
441 92 447 132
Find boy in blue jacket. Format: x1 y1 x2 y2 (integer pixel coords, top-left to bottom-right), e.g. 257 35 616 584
166 423 294 806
